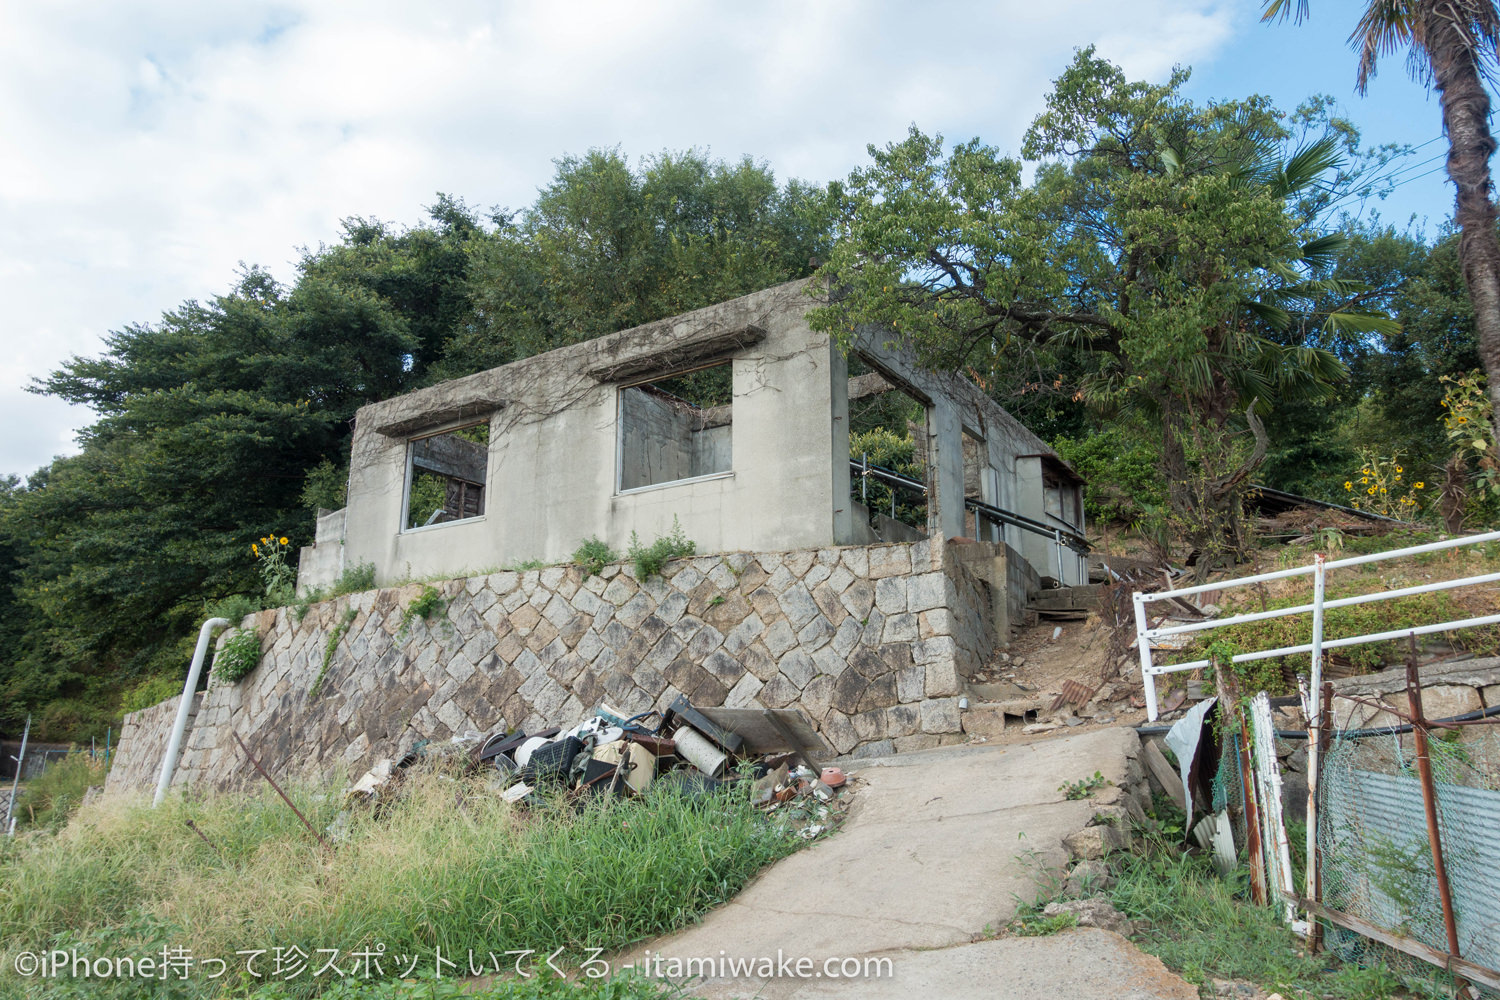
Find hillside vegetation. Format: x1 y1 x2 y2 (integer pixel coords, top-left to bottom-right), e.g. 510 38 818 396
3 51 1497 744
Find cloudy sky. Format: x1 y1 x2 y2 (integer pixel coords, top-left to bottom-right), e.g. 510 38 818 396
0 1 1458 478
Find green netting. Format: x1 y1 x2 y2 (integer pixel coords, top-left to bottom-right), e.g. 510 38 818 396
1318 718 1500 998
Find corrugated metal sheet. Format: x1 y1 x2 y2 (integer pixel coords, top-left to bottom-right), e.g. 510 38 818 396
1322 764 1500 970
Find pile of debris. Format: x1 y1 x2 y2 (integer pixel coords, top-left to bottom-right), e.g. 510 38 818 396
344 696 850 837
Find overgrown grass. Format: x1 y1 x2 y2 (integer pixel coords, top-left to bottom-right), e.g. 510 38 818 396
291 562 378 621
246 974 690 1000
0 764 800 999
309 606 359 698
627 518 695 580
1108 816 1441 999
10 753 107 832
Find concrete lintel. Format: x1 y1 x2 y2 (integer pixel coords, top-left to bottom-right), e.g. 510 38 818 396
586 324 767 382
374 400 506 438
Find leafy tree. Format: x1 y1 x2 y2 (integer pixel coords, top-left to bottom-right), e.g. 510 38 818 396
0 157 831 740
811 49 1394 572
1264 0 1500 440
434 149 831 379
0 200 491 739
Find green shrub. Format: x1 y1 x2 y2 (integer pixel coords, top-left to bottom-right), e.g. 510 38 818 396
849 427 927 529
300 458 349 512
292 561 377 621
336 561 376 593
572 536 618 577
207 592 263 624
627 517 696 579
11 753 106 832
211 628 262 684
397 585 446 641
119 675 182 714
1053 425 1164 524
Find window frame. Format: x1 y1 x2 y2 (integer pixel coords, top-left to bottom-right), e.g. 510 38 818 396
613 359 737 496
398 418 492 535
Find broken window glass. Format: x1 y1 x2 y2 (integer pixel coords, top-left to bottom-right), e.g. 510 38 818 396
404 422 489 530
618 363 732 492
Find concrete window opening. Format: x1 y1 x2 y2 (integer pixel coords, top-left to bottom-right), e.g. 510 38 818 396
1041 457 1084 532
403 421 489 530
847 356 929 541
617 363 733 493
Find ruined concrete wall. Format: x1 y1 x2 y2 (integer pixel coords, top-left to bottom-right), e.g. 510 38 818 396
296 509 346 595
619 389 693 490
105 692 200 796
113 539 998 796
340 281 845 586
849 332 1083 584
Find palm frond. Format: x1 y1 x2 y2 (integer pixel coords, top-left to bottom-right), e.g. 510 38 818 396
1276 136 1344 196
1324 310 1402 336
1245 300 1292 329
1297 232 1347 272
1352 0 1419 93
1261 0 1311 23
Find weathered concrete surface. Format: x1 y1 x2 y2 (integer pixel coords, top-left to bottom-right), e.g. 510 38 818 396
620 728 1189 998
661 931 1194 1000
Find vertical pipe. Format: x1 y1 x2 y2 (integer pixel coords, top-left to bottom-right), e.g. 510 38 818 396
1305 553 1326 939
154 617 231 807
1309 681 1333 953
1406 642 1466 992
4 715 30 837
861 453 868 504
1054 528 1064 584
1134 593 1159 721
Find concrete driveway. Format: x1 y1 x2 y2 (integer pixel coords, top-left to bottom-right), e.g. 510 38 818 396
618 727 1196 999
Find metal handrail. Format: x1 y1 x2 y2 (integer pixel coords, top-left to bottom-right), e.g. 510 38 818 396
1133 528 1500 722
849 458 1089 551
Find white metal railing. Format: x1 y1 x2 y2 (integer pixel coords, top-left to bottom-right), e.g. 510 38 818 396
1134 529 1500 722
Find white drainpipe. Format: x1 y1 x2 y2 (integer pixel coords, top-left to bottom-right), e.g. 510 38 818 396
154 617 231 806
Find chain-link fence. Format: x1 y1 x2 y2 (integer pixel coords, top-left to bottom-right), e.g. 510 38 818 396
1319 710 1500 996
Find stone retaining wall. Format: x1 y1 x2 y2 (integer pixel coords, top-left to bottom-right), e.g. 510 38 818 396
114 538 1005 795
104 692 199 795
1331 657 1500 730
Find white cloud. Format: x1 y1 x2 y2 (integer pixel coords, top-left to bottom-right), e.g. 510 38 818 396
0 0 1236 476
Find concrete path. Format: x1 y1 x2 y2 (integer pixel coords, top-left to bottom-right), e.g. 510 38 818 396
619 727 1196 999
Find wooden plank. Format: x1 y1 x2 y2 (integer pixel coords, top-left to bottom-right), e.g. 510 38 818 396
1294 896 1500 993
1141 737 1186 811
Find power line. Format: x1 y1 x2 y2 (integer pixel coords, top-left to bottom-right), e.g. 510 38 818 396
1384 151 1446 180
1386 164 1448 190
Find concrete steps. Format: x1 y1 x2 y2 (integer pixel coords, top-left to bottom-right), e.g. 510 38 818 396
1027 583 1101 622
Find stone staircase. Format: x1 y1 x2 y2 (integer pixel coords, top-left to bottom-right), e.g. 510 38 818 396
957 583 1107 738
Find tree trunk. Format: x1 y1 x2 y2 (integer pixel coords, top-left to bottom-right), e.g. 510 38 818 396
1422 1 1500 441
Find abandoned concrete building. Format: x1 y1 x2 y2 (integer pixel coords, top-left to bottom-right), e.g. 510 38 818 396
297 279 1087 592
108 280 1090 794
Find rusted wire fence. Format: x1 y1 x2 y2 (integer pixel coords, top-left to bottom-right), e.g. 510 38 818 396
1314 665 1500 997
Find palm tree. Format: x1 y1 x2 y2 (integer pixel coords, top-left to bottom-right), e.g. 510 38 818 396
1264 0 1500 432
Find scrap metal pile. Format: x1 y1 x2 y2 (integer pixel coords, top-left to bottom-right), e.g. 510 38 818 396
345 696 850 836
